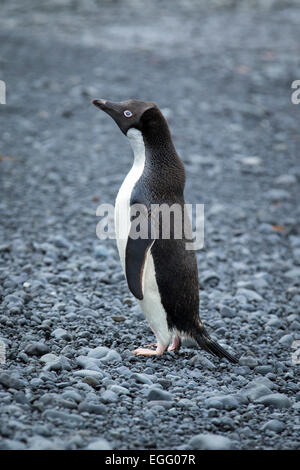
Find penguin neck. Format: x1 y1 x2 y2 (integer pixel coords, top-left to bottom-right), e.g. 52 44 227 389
127 126 179 166
127 128 146 168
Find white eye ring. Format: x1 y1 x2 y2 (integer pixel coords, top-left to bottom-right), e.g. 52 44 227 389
124 110 133 118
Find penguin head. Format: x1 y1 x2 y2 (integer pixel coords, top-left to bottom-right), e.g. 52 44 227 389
92 99 166 137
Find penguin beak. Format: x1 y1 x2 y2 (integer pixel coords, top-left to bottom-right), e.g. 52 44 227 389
92 99 122 114
92 99 107 110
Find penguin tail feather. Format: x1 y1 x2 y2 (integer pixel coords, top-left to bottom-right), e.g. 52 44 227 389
194 328 238 364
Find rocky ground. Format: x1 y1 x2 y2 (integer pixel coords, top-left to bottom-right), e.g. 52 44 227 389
0 0 299 450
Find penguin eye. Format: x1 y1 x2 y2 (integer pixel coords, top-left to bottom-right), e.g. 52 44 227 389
124 110 133 118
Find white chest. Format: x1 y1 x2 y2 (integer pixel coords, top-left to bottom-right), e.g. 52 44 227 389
114 128 146 270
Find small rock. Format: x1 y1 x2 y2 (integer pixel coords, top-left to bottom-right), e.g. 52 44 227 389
0 243 11 252
256 393 292 409
239 156 261 166
255 365 273 375
219 304 236 318
28 437 65 450
246 385 272 401
100 350 122 364
87 346 110 359
239 354 258 368
147 388 173 402
205 395 239 411
177 398 195 408
40 353 59 364
279 334 294 347
51 328 71 341
76 355 101 371
24 342 50 357
261 419 284 433
284 268 300 279
101 390 118 403
132 373 153 385
0 372 23 390
275 174 297 186
247 377 276 390
0 439 26 450
86 438 112 450
204 398 223 410
62 390 82 402
78 401 106 415
266 317 283 328
94 245 109 259
236 288 263 302
109 384 129 395
190 355 216 370
188 433 234 450
73 370 103 380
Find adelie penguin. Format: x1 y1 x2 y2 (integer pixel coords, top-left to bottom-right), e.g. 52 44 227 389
92 98 238 364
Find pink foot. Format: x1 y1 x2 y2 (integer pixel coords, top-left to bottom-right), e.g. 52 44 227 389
168 336 181 352
133 342 167 357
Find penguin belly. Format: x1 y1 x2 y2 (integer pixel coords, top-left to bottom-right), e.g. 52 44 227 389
140 249 172 347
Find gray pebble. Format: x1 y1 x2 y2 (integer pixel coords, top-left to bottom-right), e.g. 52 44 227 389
0 372 24 390
109 384 129 395
279 334 294 347
94 245 109 259
262 419 284 433
275 174 297 185
73 370 103 380
239 354 258 368
0 439 27 450
28 436 65 450
87 346 110 359
101 390 118 403
147 388 173 402
256 394 292 409
132 373 153 385
86 438 112 450
205 395 239 411
51 328 72 341
246 385 272 401
62 390 82 402
78 401 106 415
40 353 60 363
76 355 102 371
255 365 273 375
100 349 122 364
24 342 50 357
219 304 236 318
188 433 234 450
236 288 263 302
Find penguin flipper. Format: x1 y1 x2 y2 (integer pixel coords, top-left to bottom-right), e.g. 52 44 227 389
125 203 154 300
125 236 154 300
